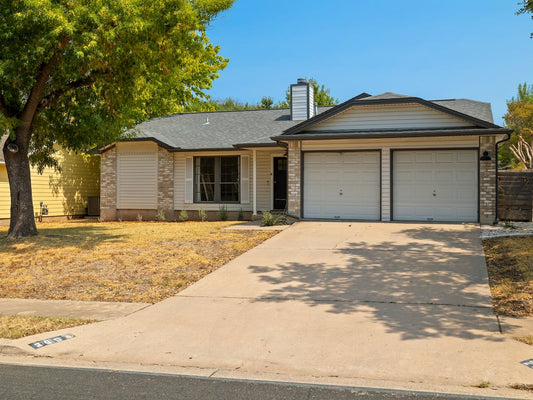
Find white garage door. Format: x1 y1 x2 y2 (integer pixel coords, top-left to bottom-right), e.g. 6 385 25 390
392 150 478 222
303 152 380 220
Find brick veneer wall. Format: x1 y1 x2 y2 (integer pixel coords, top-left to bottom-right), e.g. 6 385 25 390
157 147 174 219
479 136 496 224
287 141 302 218
100 147 117 220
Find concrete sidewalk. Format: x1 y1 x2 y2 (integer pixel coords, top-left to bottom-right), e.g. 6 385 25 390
0 298 149 321
2 222 533 399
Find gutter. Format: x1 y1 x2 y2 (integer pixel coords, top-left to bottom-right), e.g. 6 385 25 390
494 133 512 224
272 128 512 142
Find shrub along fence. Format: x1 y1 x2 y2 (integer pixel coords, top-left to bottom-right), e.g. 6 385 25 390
498 170 533 222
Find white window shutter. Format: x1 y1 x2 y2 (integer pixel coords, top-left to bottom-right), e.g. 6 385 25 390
184 157 194 203
240 155 250 204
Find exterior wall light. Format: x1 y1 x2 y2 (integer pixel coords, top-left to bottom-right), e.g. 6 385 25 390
480 151 491 161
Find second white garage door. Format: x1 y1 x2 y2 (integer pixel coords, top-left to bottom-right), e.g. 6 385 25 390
392 150 478 222
303 152 380 220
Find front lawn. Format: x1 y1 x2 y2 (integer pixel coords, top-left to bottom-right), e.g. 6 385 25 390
483 236 533 317
0 220 278 303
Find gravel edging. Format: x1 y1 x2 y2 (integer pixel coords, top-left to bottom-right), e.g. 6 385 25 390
481 222 533 239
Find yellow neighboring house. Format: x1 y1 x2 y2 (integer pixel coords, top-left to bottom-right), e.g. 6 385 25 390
0 137 100 220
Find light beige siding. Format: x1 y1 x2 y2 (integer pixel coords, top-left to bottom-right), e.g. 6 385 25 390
381 148 391 221
308 104 476 132
117 142 157 209
0 149 100 219
302 136 479 151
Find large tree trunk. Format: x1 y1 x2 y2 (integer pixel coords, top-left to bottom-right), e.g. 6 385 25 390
3 137 38 239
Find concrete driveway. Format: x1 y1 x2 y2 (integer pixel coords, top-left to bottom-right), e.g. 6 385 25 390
8 222 533 396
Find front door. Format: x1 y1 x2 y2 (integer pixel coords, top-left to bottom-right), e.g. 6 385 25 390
273 157 287 210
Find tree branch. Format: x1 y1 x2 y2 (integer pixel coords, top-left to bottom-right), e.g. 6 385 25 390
20 52 63 127
36 74 96 115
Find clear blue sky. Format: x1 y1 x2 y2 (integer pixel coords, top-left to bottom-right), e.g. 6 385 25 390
205 0 533 124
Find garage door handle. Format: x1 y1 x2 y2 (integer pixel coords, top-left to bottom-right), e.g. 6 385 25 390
339 190 343 195
433 190 436 197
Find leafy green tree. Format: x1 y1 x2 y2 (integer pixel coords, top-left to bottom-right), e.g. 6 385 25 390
501 83 533 168
0 0 233 238
276 78 339 108
518 1 533 37
259 96 274 109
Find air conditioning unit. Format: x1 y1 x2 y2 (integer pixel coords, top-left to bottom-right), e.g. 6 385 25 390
87 196 100 216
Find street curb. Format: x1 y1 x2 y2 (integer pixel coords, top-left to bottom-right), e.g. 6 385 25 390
0 344 31 356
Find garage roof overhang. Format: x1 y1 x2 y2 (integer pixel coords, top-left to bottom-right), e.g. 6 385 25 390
272 127 512 142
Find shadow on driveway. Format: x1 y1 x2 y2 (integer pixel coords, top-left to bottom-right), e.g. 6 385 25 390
249 223 511 342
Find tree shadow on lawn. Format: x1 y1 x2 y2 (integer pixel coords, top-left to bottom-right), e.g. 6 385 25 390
0 223 123 253
249 225 514 341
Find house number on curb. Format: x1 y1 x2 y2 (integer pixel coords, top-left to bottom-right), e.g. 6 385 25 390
29 334 75 349
521 359 533 369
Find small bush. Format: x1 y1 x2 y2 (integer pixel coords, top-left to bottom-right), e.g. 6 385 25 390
178 210 189 222
237 208 244 221
261 211 286 226
219 205 228 221
198 207 207 222
137 214 143 222
155 210 166 221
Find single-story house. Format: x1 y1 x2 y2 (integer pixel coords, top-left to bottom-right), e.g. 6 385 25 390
98 79 511 224
1 136 101 220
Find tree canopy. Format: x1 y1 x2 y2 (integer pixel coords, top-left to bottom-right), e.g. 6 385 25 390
0 0 234 237
502 83 533 168
277 78 339 108
518 1 533 37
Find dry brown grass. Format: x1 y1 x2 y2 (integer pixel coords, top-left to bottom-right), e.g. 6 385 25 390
511 384 533 393
0 315 94 339
514 335 533 345
0 220 278 303
483 236 533 317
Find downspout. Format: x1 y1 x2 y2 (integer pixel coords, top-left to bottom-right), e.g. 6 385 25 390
252 148 257 216
494 133 511 224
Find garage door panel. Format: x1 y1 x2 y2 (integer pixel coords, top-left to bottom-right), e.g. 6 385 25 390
414 152 433 163
435 152 456 163
415 170 433 182
304 152 380 220
393 150 478 222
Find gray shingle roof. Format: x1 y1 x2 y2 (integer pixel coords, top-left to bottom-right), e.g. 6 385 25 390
431 99 494 123
120 94 498 151
360 92 410 100
130 107 332 149
360 93 494 123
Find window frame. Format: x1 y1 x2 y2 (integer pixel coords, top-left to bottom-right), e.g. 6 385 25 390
194 155 240 203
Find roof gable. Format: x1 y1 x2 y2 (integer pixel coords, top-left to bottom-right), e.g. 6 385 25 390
282 95 500 136
306 103 476 132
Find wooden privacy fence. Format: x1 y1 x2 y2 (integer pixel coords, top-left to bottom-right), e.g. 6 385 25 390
498 170 533 221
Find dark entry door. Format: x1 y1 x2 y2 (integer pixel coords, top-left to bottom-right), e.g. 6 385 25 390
273 157 287 210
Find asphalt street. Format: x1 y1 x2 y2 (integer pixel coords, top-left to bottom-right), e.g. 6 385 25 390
0 364 523 400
